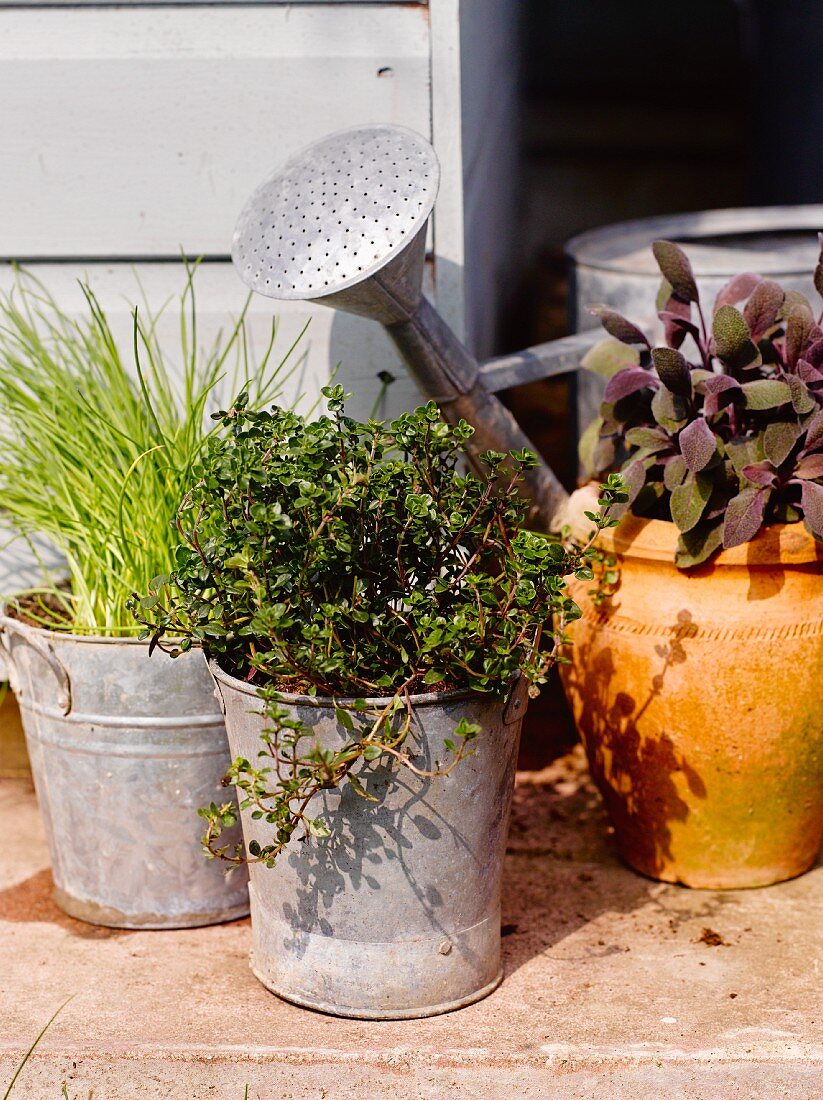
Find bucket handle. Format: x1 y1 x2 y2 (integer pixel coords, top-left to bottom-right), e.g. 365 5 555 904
502 673 529 726
212 681 227 716
0 619 72 715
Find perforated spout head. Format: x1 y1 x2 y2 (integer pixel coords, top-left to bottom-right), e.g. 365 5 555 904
231 125 440 325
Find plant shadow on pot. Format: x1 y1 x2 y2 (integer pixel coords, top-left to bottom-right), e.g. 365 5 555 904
281 763 461 939
562 609 707 881
561 554 823 892
218 673 522 1019
744 542 786 600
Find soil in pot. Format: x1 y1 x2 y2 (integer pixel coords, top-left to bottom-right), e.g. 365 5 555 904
560 486 823 889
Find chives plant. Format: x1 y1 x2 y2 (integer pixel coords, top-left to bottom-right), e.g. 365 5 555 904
0 264 302 634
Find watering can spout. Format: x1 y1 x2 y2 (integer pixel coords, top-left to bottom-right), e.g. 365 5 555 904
316 225 427 325
231 125 570 530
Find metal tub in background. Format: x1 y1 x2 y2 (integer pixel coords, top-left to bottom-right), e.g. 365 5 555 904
1 615 249 928
567 205 823 442
211 660 528 1020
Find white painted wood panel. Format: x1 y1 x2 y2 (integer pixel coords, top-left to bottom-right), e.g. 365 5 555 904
0 6 431 258
0 0 523 601
0 1 411 5
428 0 464 338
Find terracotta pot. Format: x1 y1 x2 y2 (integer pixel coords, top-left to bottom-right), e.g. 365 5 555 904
560 486 823 889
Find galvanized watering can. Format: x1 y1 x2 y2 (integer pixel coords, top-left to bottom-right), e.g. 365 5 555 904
231 124 823 518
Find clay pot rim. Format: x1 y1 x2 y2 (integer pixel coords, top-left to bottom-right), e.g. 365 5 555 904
568 484 822 567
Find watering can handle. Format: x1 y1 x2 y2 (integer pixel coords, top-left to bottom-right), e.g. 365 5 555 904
387 297 570 531
0 618 72 715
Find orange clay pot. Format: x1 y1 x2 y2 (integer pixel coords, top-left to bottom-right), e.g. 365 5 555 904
560 485 823 889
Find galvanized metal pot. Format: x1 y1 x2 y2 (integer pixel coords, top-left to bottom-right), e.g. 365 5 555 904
211 661 527 1019
0 615 249 928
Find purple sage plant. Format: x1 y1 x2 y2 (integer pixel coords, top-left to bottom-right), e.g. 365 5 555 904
580 236 823 567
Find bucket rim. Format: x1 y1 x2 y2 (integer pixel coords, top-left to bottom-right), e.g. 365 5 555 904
565 203 823 277
0 609 190 648
209 657 498 709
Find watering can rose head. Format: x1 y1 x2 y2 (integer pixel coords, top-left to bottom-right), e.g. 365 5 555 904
130 389 625 864
580 236 823 568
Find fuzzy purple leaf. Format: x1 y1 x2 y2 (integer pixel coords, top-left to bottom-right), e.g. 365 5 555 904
659 289 692 316
715 272 762 311
652 240 699 303
785 302 815 369
763 420 800 467
659 310 700 349
702 374 741 416
803 410 823 453
794 453 823 480
651 347 692 398
722 486 770 548
742 279 785 339
801 479 823 537
797 359 823 385
658 291 693 349
805 338 823 369
678 417 716 472
603 367 657 404
786 374 817 415
741 461 778 487
670 472 712 533
588 305 651 347
712 305 759 370
741 379 792 410
780 289 814 318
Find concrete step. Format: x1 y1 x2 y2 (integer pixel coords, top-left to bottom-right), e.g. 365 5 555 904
1 748 821 1099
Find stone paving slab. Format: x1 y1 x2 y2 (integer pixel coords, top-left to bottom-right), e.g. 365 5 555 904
1 749 821 1099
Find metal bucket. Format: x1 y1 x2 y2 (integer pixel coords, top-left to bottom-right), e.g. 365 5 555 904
211 661 528 1019
0 615 249 928
566 204 823 443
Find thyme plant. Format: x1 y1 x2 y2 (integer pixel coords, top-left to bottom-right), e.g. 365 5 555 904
135 388 625 863
580 237 823 566
0 265 301 633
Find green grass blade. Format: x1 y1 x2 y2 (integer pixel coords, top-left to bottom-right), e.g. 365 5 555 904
2 995 74 1099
